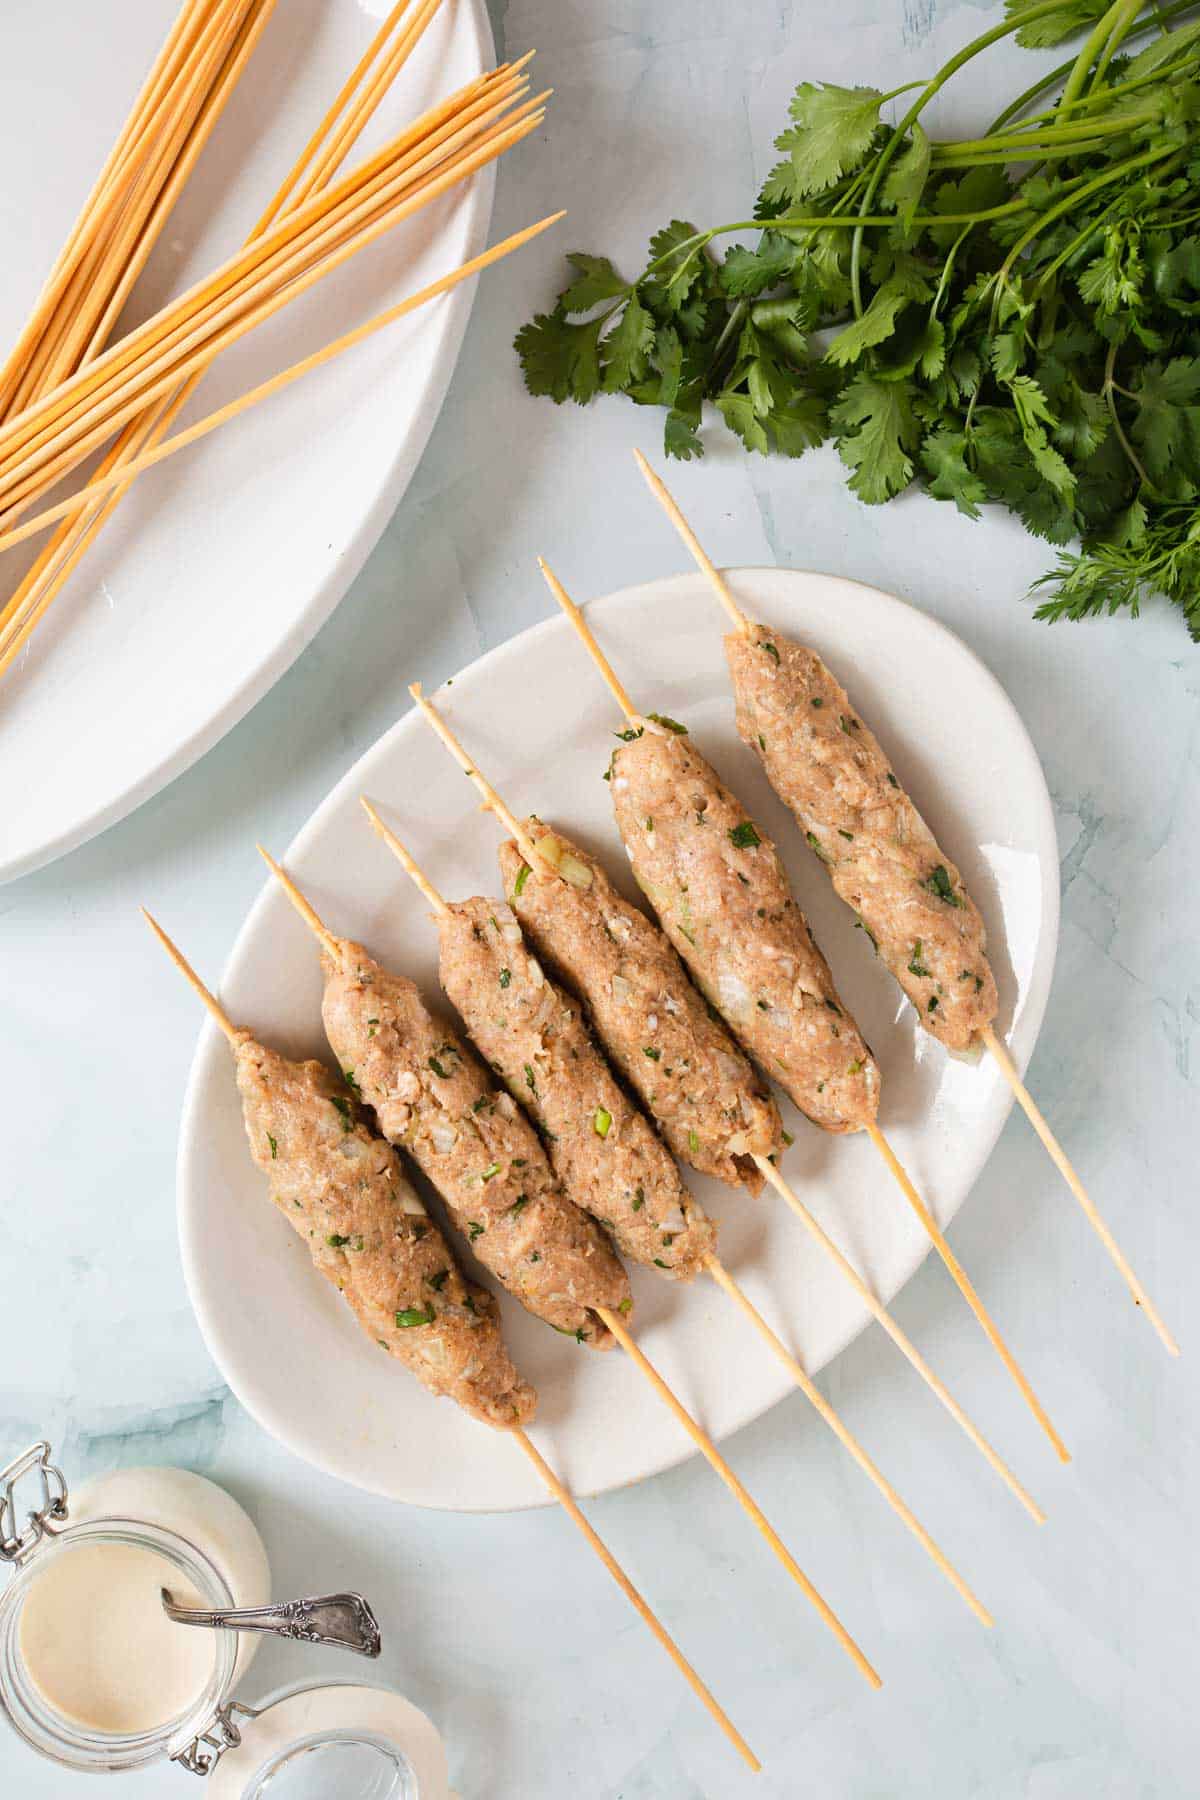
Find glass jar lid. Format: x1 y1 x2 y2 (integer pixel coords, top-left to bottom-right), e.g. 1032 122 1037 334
206 1682 451 1800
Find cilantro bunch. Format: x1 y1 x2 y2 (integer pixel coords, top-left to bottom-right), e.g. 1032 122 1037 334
516 1 1200 635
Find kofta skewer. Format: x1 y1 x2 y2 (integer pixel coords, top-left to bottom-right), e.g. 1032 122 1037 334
271 838 884 1686
403 690 995 1626
142 906 534 1426
411 681 783 1191
257 859 629 1347
142 911 760 1773
637 450 1177 1362
540 558 1045 1522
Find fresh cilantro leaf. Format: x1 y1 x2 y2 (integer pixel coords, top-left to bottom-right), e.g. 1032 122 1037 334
830 375 919 502
784 83 883 196
882 123 931 227
826 278 925 368
1130 355 1200 495
664 409 704 459
515 311 602 404
717 391 771 454
602 290 656 391
1003 0 1109 50
922 426 986 516
720 234 795 297
560 252 628 314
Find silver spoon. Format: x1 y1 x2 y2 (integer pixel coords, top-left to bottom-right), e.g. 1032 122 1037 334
161 1588 381 1658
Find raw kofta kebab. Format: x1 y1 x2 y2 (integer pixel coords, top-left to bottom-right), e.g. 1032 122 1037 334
142 912 758 1769
399 683 995 1622
537 558 1047 1520
636 451 1177 1361
257 850 882 1687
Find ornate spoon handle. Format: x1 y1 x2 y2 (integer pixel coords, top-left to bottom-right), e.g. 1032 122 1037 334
161 1588 381 1658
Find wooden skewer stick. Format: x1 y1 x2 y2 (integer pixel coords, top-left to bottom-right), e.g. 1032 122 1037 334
864 1122 1068 1461
408 682 547 873
541 556 1045 1522
597 1304 879 1687
360 799 451 917
358 810 882 1685
634 451 1073 1457
538 557 641 722
255 846 342 957
0 67 538 515
0 20 507 667
0 210 561 579
140 909 242 1046
981 1028 1178 1356
0 55 524 476
632 449 751 637
754 1155 1042 1523
0 99 549 531
510 1427 760 1772
408 683 993 1624
700 1255 990 1625
143 903 757 1772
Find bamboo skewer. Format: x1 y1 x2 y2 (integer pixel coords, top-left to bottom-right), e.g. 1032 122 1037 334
541 555 1045 1523
0 211 560 676
0 0 209 412
508 1428 760 1772
0 3 497 674
0 55 530 486
302 828 882 1686
0 80 545 527
980 1028 1178 1355
141 905 759 1774
595 1302 879 1686
0 0 238 418
22 0 265 407
635 450 1177 1367
406 680 994 1623
752 1155 1042 1523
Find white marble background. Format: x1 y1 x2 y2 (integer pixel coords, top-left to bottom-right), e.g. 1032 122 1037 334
2 1 1197 1794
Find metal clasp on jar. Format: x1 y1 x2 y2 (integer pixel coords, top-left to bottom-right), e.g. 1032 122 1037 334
171 1697 262 1776
0 1441 69 1567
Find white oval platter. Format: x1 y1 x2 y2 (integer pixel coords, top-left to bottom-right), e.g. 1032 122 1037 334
176 568 1059 1511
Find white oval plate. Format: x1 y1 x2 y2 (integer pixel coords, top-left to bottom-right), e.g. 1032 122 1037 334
178 569 1059 1511
0 0 492 885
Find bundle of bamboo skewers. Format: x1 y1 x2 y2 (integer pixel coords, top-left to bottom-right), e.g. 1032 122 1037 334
0 0 557 682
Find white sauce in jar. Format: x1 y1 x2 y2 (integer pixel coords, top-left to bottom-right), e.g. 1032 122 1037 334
18 1540 215 1734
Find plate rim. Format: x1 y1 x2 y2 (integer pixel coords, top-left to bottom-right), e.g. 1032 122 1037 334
177 566 1061 1512
0 0 495 889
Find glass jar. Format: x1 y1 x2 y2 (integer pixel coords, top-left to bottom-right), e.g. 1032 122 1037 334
0 1443 454 1797
0 1510 237 1772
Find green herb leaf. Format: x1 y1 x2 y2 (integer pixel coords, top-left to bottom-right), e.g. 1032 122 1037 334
560 251 628 314
394 1307 435 1328
923 864 963 907
784 83 883 196
729 821 761 849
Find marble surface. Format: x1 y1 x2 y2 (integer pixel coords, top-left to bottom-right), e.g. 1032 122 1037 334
1 2 1196 1794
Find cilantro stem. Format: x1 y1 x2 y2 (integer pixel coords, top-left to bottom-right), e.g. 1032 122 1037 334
848 0 1078 315
1092 0 1151 90
1061 3 1128 111
1103 340 1158 493
995 141 1182 293
987 0 1199 131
